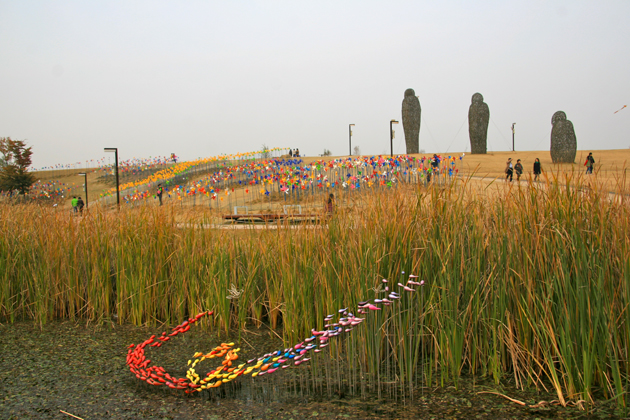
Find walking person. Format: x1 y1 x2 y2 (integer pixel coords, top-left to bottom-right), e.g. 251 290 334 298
533 158 542 181
71 196 78 213
326 193 334 214
514 159 523 182
505 158 514 182
77 196 85 214
430 154 440 183
156 183 164 206
585 152 595 174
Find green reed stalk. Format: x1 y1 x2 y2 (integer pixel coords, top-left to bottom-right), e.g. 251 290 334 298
2 170 629 406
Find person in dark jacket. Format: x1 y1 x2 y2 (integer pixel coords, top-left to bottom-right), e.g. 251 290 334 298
585 152 595 174
156 184 164 206
533 158 542 182
514 159 523 181
77 197 85 214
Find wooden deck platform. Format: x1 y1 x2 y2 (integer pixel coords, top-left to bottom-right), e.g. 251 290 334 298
222 213 323 223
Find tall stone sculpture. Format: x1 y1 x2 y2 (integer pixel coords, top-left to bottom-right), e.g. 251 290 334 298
468 93 490 154
550 111 577 163
401 88 421 154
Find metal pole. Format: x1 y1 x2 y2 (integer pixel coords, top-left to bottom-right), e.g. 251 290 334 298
105 148 120 208
84 173 89 209
390 120 393 158
390 120 398 158
512 123 516 152
115 149 120 208
349 124 355 156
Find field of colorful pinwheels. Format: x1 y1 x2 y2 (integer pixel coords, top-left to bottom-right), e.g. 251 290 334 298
1 149 630 419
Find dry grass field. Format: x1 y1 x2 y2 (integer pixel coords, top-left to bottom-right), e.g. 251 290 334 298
455 149 630 184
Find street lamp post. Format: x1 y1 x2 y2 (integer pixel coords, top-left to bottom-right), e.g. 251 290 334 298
78 172 88 209
512 123 516 152
349 124 355 156
104 147 120 208
390 120 399 157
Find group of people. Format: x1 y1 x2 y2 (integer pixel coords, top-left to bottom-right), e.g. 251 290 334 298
504 158 525 182
288 148 300 158
505 153 595 182
71 196 85 214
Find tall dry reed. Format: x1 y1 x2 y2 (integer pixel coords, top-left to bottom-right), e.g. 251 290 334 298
1 173 628 405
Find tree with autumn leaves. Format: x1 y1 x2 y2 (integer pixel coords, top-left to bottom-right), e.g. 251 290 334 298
0 137 36 195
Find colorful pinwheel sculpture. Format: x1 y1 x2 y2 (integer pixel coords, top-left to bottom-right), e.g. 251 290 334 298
126 275 425 393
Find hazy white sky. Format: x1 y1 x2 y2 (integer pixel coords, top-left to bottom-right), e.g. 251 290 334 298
1 0 629 169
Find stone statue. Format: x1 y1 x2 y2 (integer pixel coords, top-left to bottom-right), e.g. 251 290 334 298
401 88 421 154
550 111 577 163
468 93 490 154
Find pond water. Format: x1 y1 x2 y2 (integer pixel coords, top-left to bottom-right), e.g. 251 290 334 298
0 321 621 419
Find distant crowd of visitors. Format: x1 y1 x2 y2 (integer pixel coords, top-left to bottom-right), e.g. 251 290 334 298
505 152 595 182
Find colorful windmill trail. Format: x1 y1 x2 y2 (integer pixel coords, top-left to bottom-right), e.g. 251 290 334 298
126 275 425 394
